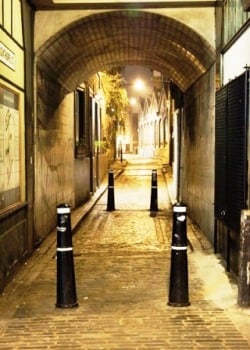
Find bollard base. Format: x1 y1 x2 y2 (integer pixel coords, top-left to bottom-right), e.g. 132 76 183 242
167 301 190 307
107 190 115 211
56 250 78 309
56 301 79 308
150 169 158 211
107 170 115 211
150 195 158 211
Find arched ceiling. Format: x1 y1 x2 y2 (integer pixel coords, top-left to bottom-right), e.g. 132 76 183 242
36 11 215 92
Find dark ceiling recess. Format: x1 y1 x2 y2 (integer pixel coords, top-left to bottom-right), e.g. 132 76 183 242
241 0 250 11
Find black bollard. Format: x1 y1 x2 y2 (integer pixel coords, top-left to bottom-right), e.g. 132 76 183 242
120 147 123 163
168 202 190 307
150 169 158 211
56 203 78 308
107 169 115 211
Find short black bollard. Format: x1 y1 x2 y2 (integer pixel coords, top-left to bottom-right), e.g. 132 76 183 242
107 169 115 211
56 203 78 308
150 169 158 211
168 202 190 307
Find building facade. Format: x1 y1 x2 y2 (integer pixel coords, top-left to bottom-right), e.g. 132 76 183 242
214 1 250 274
0 0 33 290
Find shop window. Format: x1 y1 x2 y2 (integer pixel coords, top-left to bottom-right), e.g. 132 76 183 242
1 0 23 45
12 0 23 44
0 0 2 26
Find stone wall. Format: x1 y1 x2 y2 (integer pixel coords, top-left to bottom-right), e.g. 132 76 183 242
181 65 215 243
0 206 27 291
34 69 75 243
0 0 32 291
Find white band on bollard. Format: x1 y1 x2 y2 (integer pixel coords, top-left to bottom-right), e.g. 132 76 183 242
173 206 186 213
57 207 71 214
171 246 188 250
177 215 186 222
57 247 73 252
57 226 67 232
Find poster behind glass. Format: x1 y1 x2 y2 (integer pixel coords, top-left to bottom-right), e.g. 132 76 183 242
0 85 20 210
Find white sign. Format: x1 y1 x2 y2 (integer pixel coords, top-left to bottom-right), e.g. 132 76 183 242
0 42 15 70
222 26 250 85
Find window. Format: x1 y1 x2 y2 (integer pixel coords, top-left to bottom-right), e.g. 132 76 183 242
74 88 86 157
1 0 23 45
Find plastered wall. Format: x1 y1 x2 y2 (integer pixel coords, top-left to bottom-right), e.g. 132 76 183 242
181 66 215 242
34 69 75 242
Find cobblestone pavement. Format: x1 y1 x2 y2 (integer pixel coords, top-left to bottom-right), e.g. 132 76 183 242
0 156 250 349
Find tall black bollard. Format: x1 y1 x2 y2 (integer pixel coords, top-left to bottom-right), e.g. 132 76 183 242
107 169 115 211
168 202 190 307
56 203 78 308
150 169 158 211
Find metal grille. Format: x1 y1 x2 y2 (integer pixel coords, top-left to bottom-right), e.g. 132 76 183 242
215 71 248 232
226 74 247 231
215 85 228 219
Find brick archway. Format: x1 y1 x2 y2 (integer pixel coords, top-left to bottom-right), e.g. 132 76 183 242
37 10 215 92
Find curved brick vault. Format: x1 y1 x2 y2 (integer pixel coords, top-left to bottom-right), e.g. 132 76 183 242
36 11 215 92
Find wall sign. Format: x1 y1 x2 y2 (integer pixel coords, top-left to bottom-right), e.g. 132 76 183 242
0 42 15 71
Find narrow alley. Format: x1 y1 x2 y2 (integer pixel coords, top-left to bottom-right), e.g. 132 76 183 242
0 156 250 349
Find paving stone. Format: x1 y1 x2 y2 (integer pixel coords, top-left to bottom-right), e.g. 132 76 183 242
0 156 250 349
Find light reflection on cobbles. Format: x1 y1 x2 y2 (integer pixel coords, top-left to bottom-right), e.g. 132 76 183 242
0 158 249 349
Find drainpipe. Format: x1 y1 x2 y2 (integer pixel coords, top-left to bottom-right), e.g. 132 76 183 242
172 107 183 203
177 108 183 202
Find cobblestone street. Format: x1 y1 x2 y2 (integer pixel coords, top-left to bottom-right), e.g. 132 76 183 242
0 156 250 349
